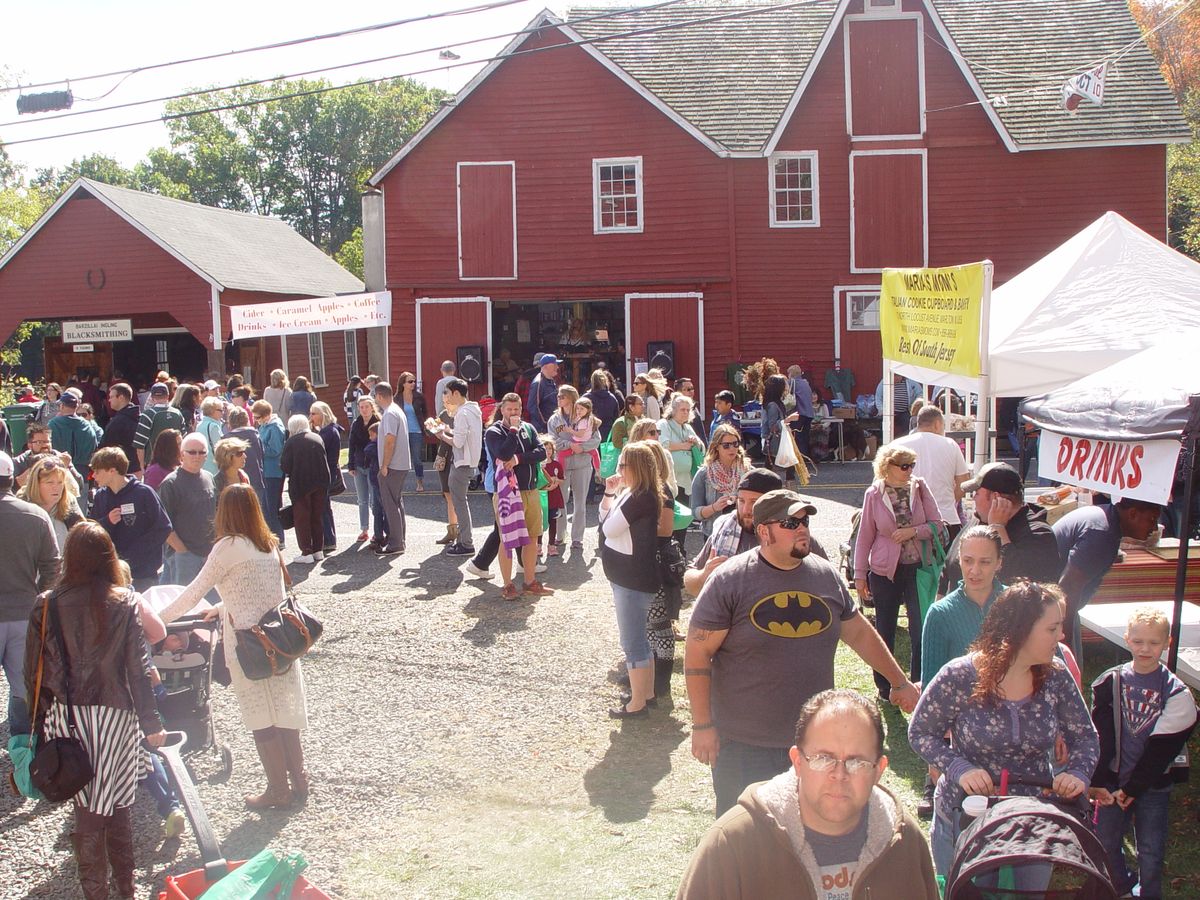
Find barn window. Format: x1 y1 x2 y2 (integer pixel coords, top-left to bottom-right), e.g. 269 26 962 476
343 330 359 379
155 340 169 370
865 0 900 12
307 333 327 387
769 152 820 227
593 157 643 233
846 291 881 331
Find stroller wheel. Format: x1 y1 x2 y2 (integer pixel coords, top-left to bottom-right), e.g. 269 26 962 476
220 745 233 777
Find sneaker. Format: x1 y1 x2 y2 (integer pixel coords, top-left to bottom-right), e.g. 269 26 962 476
546 545 559 557
464 561 493 579
163 807 186 839
500 583 522 601
415 482 425 492
293 553 316 564
524 581 554 596
446 542 475 557
571 541 584 550
535 561 548 574
356 531 369 542
917 782 935 820
372 545 403 555
312 551 324 561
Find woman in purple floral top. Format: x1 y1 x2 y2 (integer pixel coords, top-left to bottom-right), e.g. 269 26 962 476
908 581 1100 876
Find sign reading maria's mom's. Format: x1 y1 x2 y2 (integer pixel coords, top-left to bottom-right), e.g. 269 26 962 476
63 318 133 343
229 292 392 340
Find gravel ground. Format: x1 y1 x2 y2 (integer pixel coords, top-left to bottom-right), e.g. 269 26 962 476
0 462 875 899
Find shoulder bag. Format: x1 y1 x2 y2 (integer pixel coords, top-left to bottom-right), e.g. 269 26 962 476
29 594 95 803
232 552 323 681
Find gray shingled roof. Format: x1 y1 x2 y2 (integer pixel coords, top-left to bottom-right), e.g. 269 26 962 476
78 179 364 296
568 0 1188 151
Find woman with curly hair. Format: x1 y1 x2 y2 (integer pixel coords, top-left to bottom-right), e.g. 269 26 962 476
908 581 1099 877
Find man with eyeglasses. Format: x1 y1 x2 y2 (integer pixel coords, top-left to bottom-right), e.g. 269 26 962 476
158 433 218 591
685 489 920 817
677 689 939 899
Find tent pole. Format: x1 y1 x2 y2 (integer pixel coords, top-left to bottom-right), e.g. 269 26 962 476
972 262 994 473
883 358 894 444
1168 432 1197 673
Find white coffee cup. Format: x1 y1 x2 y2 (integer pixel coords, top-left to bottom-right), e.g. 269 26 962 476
962 794 989 818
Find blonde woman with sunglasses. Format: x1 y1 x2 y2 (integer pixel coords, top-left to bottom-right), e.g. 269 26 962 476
689 423 748 539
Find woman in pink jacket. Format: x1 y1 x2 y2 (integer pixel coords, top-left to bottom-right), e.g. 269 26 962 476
854 442 946 702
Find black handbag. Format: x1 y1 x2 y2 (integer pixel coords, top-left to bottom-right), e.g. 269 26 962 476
29 596 95 803
233 553 323 680
279 504 295 530
328 467 346 497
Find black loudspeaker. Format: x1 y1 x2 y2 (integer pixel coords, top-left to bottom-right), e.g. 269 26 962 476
457 345 485 383
647 341 676 378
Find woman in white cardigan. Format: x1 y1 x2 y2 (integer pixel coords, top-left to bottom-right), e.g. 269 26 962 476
159 484 309 809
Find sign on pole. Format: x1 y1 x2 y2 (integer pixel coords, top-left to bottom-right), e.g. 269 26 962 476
879 263 986 380
62 319 132 343
229 291 392 340
1037 430 1180 505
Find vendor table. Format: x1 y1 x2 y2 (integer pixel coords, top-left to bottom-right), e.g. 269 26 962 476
1079 599 1200 691
1089 549 1200 606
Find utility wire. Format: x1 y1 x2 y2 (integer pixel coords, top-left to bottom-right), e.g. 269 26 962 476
0 0 534 95
0 0 840 149
0 0 701 129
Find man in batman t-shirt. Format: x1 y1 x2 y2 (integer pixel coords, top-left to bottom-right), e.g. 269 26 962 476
685 489 920 817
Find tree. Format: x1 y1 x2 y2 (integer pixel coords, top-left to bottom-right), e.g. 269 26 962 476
1130 0 1200 101
335 226 364 281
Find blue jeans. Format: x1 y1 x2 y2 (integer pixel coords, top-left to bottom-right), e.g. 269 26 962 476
711 739 790 818
140 753 179 818
162 550 220 603
367 470 388 542
352 468 371 531
263 476 285 542
1097 786 1171 898
408 432 425 480
611 583 655 669
1 619 30 736
321 489 336 549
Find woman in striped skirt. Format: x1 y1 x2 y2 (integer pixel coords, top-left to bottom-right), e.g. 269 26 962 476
26 523 166 899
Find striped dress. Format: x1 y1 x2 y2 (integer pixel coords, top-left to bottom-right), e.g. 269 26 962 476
43 701 148 815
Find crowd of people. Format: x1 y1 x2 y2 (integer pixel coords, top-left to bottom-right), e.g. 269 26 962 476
0 355 1196 900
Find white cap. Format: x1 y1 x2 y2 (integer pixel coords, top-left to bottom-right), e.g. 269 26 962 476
0 452 13 478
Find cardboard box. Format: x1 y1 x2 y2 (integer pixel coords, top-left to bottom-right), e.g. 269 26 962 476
832 407 856 419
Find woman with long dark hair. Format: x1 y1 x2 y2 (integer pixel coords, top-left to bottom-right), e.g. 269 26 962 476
908 581 1099 877
397 371 429 493
143 428 181 491
172 383 202 434
26 523 165 899
159 485 310 809
761 373 798 483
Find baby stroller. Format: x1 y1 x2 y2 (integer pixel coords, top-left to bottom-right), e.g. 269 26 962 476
152 615 233 778
945 789 1117 899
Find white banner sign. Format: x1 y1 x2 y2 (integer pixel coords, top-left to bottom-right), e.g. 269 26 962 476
229 291 392 339
62 318 132 343
1037 429 1180 505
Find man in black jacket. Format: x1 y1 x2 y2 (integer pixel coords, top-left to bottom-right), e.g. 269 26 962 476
484 393 551 600
99 382 141 474
940 462 1061 591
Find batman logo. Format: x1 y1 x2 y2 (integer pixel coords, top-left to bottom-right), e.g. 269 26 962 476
749 591 832 638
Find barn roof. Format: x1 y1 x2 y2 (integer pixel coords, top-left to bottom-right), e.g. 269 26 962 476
566 0 1189 152
0 178 364 296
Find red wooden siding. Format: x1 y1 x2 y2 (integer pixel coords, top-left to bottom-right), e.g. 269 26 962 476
847 16 922 137
459 163 516 279
851 153 925 271
627 295 702 390
416 300 489 400
284 330 354 425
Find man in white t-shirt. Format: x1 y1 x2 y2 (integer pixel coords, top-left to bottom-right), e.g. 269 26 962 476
433 360 456 415
894 404 969 541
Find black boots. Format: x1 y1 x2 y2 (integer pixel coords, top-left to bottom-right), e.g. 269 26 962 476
245 728 294 809
654 657 675 703
106 806 136 898
72 828 110 900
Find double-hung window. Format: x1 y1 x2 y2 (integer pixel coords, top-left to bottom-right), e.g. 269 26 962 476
769 152 820 227
593 157 643 233
846 291 881 331
343 330 359 379
308 333 328 387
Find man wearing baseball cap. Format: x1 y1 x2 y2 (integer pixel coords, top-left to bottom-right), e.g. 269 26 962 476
132 382 185 471
0 451 60 737
49 391 98 490
941 461 1061 590
526 353 562 433
685 489 919 816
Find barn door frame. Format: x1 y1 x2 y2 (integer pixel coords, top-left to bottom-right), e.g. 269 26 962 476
624 291 705 414
415 296 493 396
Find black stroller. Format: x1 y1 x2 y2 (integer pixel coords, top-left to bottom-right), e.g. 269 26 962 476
945 793 1118 899
152 615 233 778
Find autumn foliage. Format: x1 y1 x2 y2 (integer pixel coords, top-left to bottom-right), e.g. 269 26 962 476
1130 0 1200 100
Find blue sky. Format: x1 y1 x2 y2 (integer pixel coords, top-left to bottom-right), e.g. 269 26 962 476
0 0 573 173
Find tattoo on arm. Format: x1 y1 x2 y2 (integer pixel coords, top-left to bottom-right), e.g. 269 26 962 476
684 667 712 677
688 627 712 643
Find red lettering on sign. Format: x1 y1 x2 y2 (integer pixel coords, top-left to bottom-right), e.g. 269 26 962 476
1070 439 1091 481
1113 444 1131 490
1086 441 1103 482
1128 446 1144 488
1096 442 1113 483
1057 436 1073 473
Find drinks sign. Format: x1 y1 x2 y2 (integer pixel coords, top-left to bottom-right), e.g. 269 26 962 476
229 292 392 339
1037 429 1179 505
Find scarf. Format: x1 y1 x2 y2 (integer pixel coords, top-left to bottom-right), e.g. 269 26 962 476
705 460 744 498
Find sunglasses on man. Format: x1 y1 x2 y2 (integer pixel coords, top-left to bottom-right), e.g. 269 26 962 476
770 515 810 530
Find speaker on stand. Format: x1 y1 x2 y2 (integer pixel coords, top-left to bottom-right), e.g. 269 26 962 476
456 345 485 384
646 341 675 379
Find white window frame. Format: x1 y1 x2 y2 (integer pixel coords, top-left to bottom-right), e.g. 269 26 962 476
832 284 884 358
864 0 900 12
768 151 820 228
848 148 928 274
844 12 926 141
307 333 328 387
593 156 644 234
343 329 360 379
845 290 882 332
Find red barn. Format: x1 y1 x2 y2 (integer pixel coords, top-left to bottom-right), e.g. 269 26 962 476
367 0 1187 408
0 178 365 420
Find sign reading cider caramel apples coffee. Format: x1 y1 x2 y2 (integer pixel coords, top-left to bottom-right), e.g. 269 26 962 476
880 263 985 378
229 291 392 339
1037 430 1180 505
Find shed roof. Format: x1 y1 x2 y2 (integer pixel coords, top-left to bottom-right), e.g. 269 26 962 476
566 0 1188 152
0 178 364 296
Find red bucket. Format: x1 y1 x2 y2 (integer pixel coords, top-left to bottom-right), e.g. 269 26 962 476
158 860 332 899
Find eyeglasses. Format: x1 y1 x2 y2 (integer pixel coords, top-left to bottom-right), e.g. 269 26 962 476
717 440 742 450
772 515 810 530
797 750 879 776
183 450 207 457
891 462 915 471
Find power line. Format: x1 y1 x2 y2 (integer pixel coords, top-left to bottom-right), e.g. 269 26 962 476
0 0 534 95
0 0 840 149
0 0 701 130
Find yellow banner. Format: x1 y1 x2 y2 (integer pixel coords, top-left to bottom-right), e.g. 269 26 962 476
879 263 984 378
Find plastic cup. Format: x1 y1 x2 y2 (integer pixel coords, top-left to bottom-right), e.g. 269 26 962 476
962 794 989 818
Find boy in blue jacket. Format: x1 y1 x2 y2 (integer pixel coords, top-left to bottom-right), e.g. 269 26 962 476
89 447 172 590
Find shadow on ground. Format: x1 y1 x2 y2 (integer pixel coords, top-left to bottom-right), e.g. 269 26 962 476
584 714 688 823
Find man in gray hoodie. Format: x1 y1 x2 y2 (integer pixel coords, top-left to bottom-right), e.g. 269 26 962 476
436 379 482 557
0 452 60 736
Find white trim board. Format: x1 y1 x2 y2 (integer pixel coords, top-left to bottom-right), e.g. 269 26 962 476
623 291 704 411
593 156 644 234
843 12 926 142
848 148 928 274
414 296 490 396
456 161 518 281
767 151 821 229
